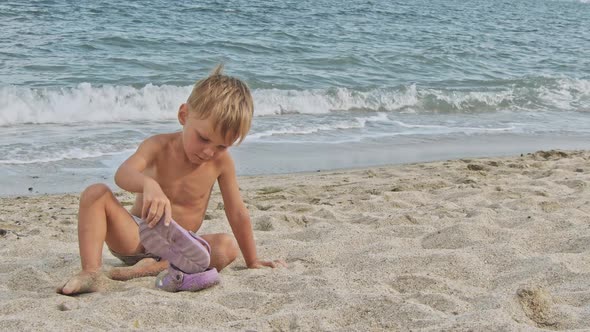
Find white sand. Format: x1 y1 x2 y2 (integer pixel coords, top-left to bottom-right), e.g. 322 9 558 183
1 150 589 331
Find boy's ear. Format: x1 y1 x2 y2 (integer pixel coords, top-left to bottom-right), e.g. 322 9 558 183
178 103 188 125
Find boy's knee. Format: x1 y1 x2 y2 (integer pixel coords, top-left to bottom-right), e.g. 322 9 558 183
80 183 112 205
222 234 239 261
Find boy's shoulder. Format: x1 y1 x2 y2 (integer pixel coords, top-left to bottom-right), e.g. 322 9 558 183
134 133 181 161
141 132 180 147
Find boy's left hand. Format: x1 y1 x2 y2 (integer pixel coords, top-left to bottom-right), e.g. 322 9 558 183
248 259 287 269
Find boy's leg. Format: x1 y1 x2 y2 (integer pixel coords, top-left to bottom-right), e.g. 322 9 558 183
59 183 144 295
111 233 237 281
200 233 239 271
108 257 169 281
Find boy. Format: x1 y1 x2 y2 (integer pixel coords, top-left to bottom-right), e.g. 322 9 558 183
59 65 285 295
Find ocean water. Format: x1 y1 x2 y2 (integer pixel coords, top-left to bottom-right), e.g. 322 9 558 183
1 0 589 195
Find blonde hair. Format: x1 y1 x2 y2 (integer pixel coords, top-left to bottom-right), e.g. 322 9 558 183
186 64 253 144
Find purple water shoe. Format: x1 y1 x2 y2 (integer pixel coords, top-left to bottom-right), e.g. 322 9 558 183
155 267 220 292
138 216 211 274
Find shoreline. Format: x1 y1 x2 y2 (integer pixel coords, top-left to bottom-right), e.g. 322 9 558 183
1 150 589 330
3 131 590 197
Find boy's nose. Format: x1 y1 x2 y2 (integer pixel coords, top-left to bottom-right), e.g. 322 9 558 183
203 147 215 158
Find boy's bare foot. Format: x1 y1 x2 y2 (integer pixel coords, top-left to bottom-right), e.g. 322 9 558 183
58 271 102 295
108 258 168 281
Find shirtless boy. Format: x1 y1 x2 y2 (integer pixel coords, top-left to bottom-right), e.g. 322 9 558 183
59 65 285 295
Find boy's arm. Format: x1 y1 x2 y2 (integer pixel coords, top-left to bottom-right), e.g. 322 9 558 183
114 136 171 227
114 139 155 192
217 153 284 268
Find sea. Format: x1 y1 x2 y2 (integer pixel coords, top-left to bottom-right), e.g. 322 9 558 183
1 0 589 196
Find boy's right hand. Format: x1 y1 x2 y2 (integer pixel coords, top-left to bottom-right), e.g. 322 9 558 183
142 177 172 228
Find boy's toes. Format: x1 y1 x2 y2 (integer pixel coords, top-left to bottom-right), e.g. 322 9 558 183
57 281 77 295
57 272 100 295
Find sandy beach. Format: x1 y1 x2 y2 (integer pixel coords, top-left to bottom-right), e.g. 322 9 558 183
1 150 589 331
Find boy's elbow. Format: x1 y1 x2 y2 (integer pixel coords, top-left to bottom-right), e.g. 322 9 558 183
114 167 124 187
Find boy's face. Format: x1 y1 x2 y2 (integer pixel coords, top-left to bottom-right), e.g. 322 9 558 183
178 104 234 165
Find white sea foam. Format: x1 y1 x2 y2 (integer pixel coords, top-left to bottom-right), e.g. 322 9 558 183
538 78 590 111
0 84 190 126
0 147 130 165
253 85 419 115
1 79 588 126
248 112 391 140
392 120 515 132
247 122 357 139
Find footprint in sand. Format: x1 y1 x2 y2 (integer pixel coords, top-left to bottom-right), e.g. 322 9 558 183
254 217 274 231
217 292 268 311
389 274 449 294
6 266 53 292
409 292 470 315
556 179 586 190
517 285 559 328
421 224 497 250
539 201 561 213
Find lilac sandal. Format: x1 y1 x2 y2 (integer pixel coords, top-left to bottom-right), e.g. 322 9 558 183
138 216 211 274
155 267 220 292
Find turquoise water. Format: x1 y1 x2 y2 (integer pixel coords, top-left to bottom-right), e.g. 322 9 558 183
1 0 589 195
